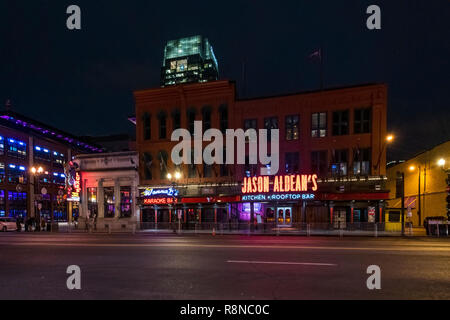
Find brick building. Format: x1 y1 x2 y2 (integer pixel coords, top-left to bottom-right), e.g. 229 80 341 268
0 110 102 223
134 80 389 228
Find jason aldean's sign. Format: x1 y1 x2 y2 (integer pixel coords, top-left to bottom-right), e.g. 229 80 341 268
242 174 318 194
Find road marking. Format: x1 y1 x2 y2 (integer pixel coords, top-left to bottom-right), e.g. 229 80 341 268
227 260 337 266
1 242 450 252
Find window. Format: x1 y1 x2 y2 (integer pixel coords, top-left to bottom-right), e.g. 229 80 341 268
188 149 197 178
220 148 228 177
331 149 348 176
203 163 213 178
88 187 98 218
244 155 258 177
40 194 52 221
172 109 181 130
34 146 51 162
332 110 349 136
202 107 212 131
52 172 65 185
38 171 51 184
53 200 67 222
176 59 187 72
53 151 65 168
143 152 153 180
143 113 151 140
311 151 328 177
0 136 4 155
0 163 4 183
311 113 327 137
244 119 257 143
354 108 371 134
219 105 228 134
285 152 300 174
8 164 27 184
353 148 371 175
158 112 167 139
285 115 299 141
187 109 196 135
104 187 115 218
0 191 5 217
8 191 27 219
120 186 132 218
7 139 26 158
264 117 278 141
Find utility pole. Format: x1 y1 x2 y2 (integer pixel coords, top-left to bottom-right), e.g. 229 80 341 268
397 171 405 236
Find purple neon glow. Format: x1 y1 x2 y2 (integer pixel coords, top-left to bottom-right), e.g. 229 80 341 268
1 115 102 152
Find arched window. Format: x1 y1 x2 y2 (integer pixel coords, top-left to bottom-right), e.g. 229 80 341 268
158 111 167 139
143 152 153 180
219 104 228 134
143 113 151 140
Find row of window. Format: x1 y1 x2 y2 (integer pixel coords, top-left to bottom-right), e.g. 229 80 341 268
143 107 371 142
0 137 66 167
0 190 27 218
0 137 27 159
34 145 66 167
244 108 372 140
143 105 229 140
0 163 65 185
87 186 132 219
142 147 372 180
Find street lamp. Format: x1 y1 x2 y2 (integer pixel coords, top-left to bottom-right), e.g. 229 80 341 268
437 158 450 222
375 134 394 175
167 170 182 232
408 164 423 226
30 166 46 227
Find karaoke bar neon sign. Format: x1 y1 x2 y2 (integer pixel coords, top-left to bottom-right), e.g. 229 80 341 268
241 174 318 194
141 187 179 197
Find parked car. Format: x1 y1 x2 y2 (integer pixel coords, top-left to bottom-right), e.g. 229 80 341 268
0 217 18 232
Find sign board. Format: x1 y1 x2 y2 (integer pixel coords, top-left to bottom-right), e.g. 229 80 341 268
67 172 81 202
140 187 178 198
242 174 318 194
368 206 376 223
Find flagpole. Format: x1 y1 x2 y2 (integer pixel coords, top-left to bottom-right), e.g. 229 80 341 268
320 48 324 91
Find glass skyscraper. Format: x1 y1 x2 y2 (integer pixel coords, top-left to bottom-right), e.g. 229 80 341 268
160 35 219 87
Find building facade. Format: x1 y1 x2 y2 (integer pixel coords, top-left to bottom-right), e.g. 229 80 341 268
386 140 450 227
161 35 219 87
134 80 389 228
74 151 139 230
0 110 102 222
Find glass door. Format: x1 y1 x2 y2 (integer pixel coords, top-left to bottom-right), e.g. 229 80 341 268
277 207 292 226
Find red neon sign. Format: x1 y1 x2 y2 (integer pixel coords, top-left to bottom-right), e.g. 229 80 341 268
143 197 176 205
242 174 318 194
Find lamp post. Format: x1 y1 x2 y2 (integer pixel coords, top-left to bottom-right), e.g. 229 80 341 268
396 170 406 236
437 158 450 221
30 166 44 224
408 165 422 226
375 135 394 175
167 171 182 232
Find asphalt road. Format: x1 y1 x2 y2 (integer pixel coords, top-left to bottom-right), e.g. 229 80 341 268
0 233 449 300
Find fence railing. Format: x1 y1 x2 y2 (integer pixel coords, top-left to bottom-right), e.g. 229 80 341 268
15 221 449 237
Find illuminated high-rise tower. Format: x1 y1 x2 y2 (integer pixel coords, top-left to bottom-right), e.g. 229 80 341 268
160 35 219 87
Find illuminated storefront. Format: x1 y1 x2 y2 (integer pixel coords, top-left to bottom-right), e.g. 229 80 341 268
74 151 140 230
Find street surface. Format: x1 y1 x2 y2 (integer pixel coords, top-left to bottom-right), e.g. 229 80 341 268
0 233 449 299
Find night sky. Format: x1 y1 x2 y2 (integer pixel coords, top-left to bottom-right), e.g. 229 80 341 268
1 0 449 161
